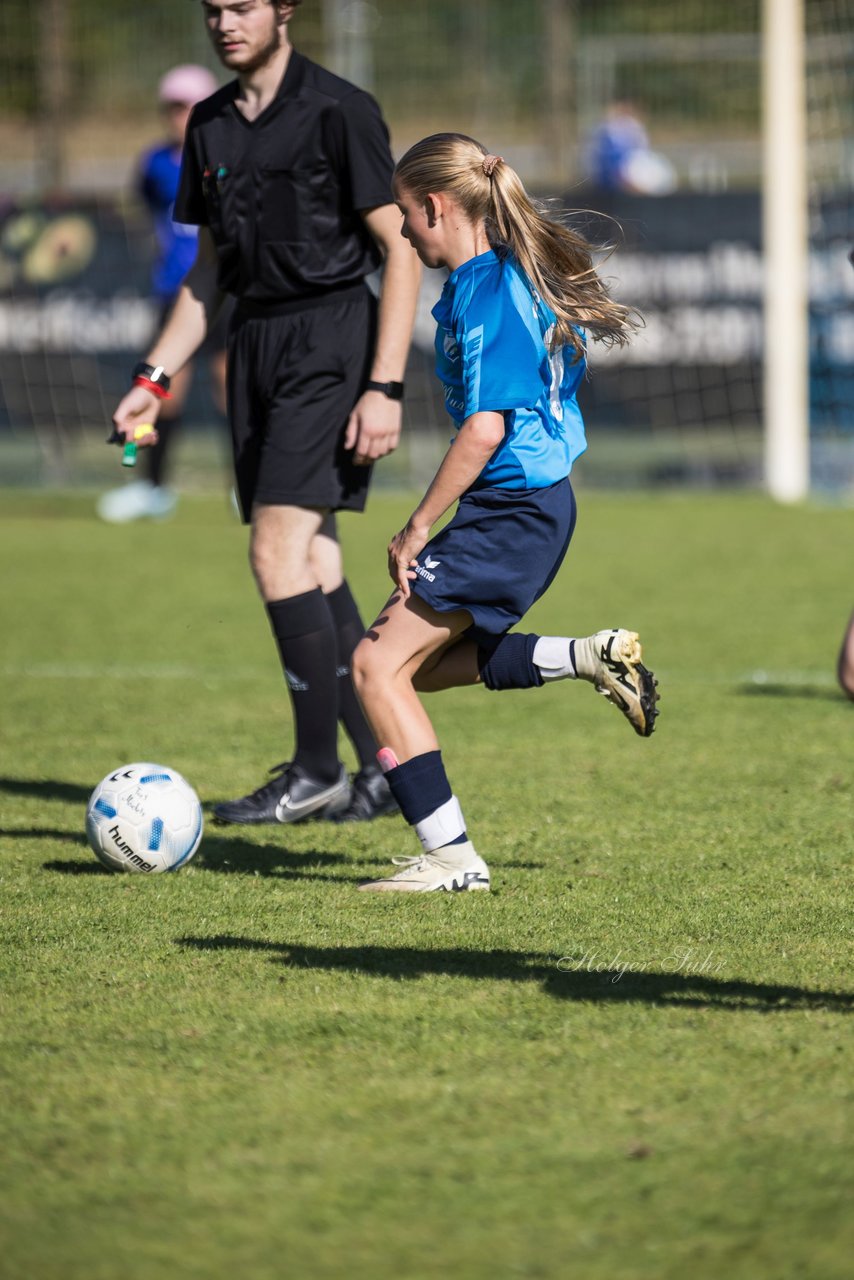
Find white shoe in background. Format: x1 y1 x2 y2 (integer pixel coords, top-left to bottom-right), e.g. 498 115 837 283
96 481 178 524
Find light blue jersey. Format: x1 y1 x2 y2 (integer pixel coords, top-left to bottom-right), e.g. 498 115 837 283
432 248 587 490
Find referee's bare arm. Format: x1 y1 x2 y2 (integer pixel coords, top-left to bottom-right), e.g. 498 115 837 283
112 229 223 445
345 204 421 467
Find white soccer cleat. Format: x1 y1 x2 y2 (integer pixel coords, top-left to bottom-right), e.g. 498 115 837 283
358 840 491 893
577 628 660 737
96 480 178 524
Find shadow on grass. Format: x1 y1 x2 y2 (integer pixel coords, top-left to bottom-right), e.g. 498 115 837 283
196 835 545 877
177 936 854 1013
36 831 389 883
1 826 105 872
40 837 542 880
4 781 547 882
10 816 545 881
2 827 87 845
2 807 384 883
194 835 390 882
44 859 110 875
0 777 92 803
738 683 843 702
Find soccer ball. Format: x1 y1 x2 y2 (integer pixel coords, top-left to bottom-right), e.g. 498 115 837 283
85 763 203 873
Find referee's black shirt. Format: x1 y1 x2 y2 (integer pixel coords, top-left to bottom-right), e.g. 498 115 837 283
174 50 395 305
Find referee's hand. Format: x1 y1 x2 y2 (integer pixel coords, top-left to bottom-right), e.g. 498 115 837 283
112 385 161 447
345 391 402 466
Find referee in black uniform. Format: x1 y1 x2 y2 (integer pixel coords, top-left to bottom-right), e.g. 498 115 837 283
112 0 421 825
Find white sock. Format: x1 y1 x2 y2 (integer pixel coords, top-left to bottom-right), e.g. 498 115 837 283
533 636 578 682
568 634 602 681
414 795 466 853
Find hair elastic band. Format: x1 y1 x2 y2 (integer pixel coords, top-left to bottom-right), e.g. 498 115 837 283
482 154 503 178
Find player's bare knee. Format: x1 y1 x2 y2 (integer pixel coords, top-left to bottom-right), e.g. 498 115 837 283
307 541 342 594
412 663 436 693
351 637 378 700
250 519 311 597
838 655 854 700
352 637 403 707
248 536 275 593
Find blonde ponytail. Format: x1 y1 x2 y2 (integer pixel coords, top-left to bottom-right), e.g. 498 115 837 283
395 133 638 357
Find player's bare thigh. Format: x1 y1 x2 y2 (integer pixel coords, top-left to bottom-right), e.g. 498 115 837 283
414 635 482 692
354 590 472 692
351 592 471 761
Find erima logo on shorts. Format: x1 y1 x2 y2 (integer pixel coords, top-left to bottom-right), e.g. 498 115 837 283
415 556 441 584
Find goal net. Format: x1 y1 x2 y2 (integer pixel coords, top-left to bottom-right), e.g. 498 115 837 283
0 0 850 495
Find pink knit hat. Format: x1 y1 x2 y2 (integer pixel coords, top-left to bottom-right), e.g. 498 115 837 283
157 64 219 107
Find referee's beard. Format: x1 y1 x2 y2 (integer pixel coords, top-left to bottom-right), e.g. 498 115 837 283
214 20 286 77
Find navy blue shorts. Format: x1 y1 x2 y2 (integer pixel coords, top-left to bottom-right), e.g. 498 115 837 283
410 477 577 642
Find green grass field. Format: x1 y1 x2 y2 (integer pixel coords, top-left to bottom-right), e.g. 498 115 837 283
1 487 851 1280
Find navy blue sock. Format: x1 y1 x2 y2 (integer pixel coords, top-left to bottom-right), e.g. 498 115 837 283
383 750 467 845
477 633 544 692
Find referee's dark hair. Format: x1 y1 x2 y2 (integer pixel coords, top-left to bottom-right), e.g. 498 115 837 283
193 1 303 7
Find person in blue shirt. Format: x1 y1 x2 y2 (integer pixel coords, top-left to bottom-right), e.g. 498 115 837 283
352 132 660 892
98 64 227 523
584 99 676 195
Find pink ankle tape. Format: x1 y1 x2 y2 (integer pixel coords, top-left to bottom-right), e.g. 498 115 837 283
376 748 400 774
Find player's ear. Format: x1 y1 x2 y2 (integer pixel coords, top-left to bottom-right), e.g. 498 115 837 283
425 193 442 225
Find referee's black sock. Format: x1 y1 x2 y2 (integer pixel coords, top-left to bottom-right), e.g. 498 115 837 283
325 580 378 771
144 418 175 488
266 590 341 784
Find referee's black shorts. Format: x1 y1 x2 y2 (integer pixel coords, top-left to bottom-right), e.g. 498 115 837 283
227 284 377 522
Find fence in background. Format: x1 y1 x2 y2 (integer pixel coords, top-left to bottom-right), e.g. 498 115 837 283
0 0 791 194
0 0 851 493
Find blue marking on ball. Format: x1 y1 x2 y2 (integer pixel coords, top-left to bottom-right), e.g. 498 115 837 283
170 806 204 870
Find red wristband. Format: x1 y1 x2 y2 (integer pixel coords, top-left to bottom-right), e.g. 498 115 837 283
133 375 173 400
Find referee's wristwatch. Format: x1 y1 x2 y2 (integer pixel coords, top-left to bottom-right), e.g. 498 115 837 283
132 361 173 399
365 379 404 401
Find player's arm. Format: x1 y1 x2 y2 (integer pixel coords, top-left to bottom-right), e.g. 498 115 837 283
345 203 421 466
111 228 223 445
387 411 505 596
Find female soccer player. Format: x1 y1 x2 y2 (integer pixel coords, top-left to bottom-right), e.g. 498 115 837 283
352 133 659 892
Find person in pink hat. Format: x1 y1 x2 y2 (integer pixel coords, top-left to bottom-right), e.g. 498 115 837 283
98 64 230 523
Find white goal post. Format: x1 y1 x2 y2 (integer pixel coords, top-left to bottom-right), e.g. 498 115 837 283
763 0 809 502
